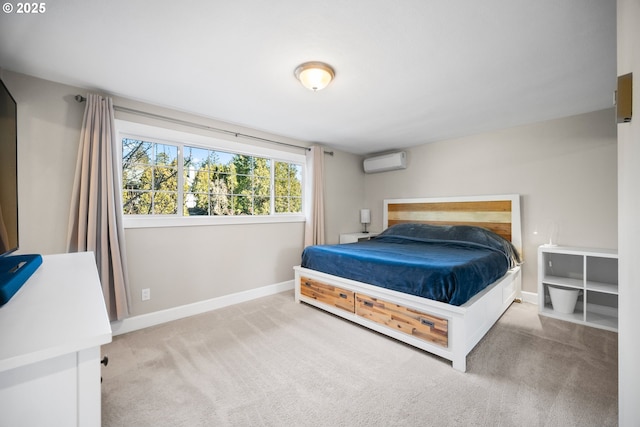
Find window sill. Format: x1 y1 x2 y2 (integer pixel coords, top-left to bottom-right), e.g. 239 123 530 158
123 214 306 229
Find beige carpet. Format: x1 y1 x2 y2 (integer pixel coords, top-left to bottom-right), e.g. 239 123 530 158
101 291 618 426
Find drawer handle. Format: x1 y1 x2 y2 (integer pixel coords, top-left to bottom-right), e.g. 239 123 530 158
420 318 434 328
339 293 348 299
363 300 374 307
304 281 312 287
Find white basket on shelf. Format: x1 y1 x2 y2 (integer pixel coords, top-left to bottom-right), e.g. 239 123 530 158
548 286 580 314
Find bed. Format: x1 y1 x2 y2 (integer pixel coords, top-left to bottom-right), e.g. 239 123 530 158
294 194 522 372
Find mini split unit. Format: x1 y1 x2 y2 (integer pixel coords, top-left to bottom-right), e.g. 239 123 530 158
363 151 407 173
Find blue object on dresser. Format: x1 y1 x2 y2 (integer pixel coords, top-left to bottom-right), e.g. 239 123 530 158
0 254 43 306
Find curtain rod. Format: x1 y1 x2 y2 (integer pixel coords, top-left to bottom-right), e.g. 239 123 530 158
74 95 334 155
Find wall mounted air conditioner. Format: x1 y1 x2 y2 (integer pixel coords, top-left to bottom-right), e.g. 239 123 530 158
363 151 407 173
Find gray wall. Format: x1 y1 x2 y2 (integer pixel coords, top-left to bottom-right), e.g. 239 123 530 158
323 150 366 244
2 69 617 314
1 70 316 316
1 70 85 256
363 108 618 294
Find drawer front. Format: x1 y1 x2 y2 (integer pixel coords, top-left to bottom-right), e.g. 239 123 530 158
356 294 448 347
300 277 355 313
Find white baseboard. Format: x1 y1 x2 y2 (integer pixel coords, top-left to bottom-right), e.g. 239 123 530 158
110 280 294 336
521 291 538 305
110 284 538 336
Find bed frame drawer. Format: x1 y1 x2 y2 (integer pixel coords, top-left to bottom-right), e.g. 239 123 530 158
300 277 355 313
356 294 448 348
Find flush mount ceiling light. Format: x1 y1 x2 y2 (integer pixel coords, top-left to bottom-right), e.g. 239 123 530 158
294 61 335 91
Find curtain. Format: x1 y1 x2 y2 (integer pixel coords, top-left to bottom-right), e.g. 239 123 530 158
304 145 325 246
67 93 130 321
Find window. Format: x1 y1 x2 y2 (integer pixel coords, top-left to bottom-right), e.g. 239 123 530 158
184 147 272 216
122 138 179 215
274 161 302 213
117 121 305 227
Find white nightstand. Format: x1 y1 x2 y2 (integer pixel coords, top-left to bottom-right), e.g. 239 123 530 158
339 232 379 244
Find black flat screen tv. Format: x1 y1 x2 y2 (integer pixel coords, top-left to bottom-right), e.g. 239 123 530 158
0 78 18 257
0 78 42 305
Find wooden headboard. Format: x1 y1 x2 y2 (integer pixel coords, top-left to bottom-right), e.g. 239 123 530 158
383 194 522 254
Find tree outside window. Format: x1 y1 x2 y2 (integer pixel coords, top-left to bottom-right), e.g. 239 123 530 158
122 137 303 217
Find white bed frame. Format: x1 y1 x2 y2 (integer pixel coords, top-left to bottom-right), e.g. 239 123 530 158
294 194 522 372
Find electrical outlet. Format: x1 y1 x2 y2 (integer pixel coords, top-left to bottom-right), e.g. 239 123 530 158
141 288 151 301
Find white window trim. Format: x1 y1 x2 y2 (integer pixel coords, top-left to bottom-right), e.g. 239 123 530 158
116 120 306 228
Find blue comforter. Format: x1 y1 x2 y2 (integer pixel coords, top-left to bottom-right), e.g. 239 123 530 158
301 224 521 306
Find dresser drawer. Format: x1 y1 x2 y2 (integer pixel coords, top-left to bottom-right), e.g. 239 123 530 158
300 277 355 313
356 294 448 347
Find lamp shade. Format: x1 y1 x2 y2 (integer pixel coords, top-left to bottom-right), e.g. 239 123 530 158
294 62 335 91
360 209 371 224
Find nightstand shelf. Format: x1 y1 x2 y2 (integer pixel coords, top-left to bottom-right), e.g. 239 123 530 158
538 245 618 332
541 275 583 289
539 303 584 323
339 232 379 244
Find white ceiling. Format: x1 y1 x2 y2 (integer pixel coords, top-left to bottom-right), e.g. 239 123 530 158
0 1 616 155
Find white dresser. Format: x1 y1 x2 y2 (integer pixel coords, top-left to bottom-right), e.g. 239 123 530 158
0 252 112 426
